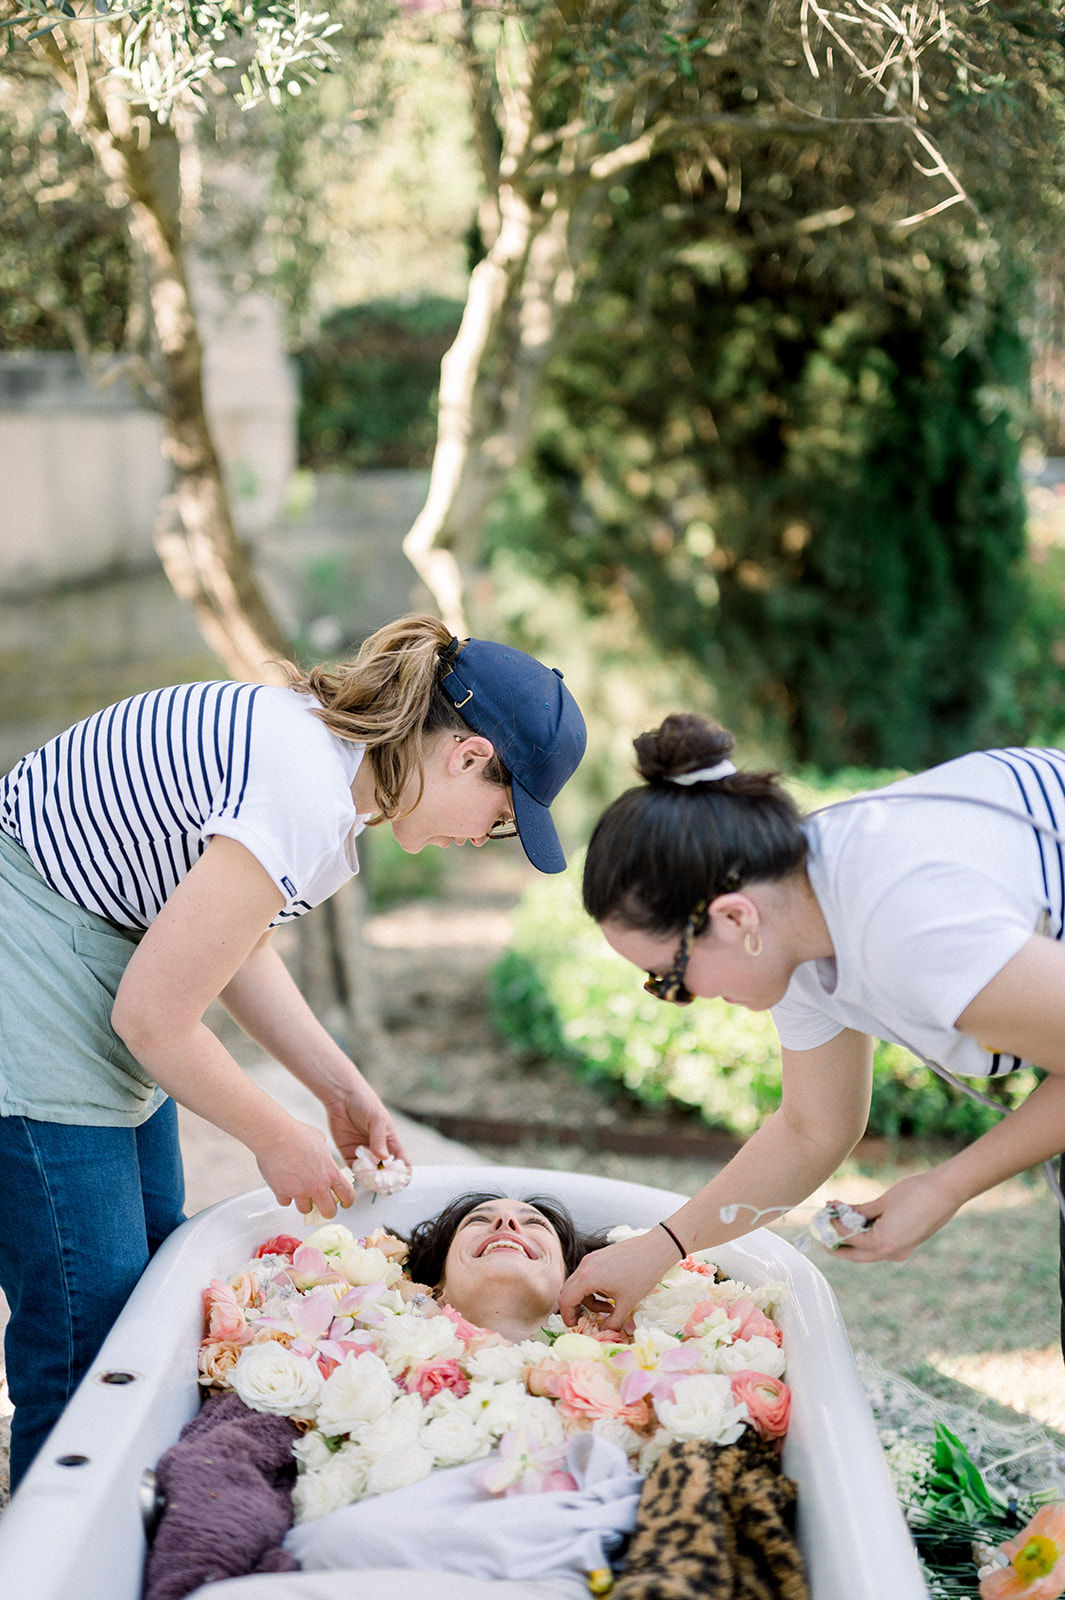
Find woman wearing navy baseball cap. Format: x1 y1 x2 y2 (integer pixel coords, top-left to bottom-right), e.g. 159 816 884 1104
0 614 586 1489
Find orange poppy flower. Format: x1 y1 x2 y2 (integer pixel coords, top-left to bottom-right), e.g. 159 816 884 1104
980 1505 1065 1600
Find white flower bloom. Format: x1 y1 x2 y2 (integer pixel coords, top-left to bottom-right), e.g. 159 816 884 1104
374 1311 464 1374
292 1429 335 1473
551 1331 613 1363
292 1442 368 1523
466 1341 539 1384
303 1224 357 1257
656 1374 749 1446
688 1308 741 1350
230 1341 323 1420
356 1392 426 1455
317 1350 395 1435
637 1429 674 1476
605 1225 650 1244
708 1335 787 1379
338 1243 402 1288
366 1440 434 1495
421 1407 494 1466
350 1146 412 1197
589 1416 643 1460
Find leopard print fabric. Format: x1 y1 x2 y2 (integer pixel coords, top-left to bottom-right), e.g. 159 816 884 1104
610 1427 810 1600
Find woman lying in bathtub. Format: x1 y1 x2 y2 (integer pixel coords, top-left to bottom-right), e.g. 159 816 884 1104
145 1194 807 1600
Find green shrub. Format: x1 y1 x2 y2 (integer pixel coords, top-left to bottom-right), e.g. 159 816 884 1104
295 296 463 470
489 847 1037 1143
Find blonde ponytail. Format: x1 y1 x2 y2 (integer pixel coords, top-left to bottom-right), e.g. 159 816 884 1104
284 615 506 820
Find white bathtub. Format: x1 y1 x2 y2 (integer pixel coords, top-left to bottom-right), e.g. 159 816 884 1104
0 1164 928 1599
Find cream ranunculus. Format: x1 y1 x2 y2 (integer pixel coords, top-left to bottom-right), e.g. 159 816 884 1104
551 1331 613 1364
303 1223 357 1257
655 1373 749 1445
338 1243 402 1288
317 1349 395 1436
230 1341 323 1420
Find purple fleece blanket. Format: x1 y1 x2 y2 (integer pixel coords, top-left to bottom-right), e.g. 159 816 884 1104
142 1392 302 1600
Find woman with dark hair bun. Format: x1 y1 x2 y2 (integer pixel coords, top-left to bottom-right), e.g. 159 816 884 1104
562 712 1065 1341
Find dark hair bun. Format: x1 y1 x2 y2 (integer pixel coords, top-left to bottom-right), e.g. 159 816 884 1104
633 714 736 784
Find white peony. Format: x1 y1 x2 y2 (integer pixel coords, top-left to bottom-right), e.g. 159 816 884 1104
655 1374 749 1446
421 1407 493 1466
357 1392 426 1456
292 1429 336 1473
316 1350 395 1435
292 1442 369 1523
338 1243 402 1289
589 1416 645 1461
365 1440 434 1495
350 1146 412 1197
465 1340 541 1385
707 1335 787 1379
229 1341 323 1420
374 1311 464 1374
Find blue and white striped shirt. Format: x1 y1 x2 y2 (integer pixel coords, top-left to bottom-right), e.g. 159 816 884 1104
0 682 366 931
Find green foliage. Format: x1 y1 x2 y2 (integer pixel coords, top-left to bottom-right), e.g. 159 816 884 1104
503 216 1031 770
992 518 1065 747
0 101 132 352
359 825 447 912
489 849 1037 1143
295 296 463 468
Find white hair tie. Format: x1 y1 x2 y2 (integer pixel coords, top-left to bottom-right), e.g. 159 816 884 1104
667 760 736 786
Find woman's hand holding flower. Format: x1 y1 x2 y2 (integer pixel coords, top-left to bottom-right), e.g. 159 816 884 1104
558 1228 681 1331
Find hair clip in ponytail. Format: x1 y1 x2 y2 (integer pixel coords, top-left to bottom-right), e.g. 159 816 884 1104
438 637 463 666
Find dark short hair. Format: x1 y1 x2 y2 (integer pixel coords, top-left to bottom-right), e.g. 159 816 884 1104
402 1191 606 1288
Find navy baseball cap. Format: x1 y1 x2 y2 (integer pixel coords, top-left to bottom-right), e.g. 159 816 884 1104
438 637 587 873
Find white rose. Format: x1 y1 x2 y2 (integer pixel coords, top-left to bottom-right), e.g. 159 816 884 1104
317 1350 396 1435
655 1374 749 1446
365 1440 434 1495
590 1416 644 1462
303 1224 357 1257
338 1243 401 1288
634 1277 711 1333
421 1408 493 1466
229 1341 323 1420
708 1335 787 1379
472 1378 538 1437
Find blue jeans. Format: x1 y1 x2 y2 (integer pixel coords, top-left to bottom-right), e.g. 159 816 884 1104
0 1098 186 1491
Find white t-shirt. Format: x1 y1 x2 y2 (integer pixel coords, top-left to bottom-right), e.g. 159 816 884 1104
0 682 368 930
771 749 1065 1077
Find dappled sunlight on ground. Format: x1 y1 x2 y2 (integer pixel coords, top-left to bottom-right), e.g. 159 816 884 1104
930 1348 1065 1432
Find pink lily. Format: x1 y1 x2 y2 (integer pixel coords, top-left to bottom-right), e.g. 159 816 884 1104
611 1341 703 1405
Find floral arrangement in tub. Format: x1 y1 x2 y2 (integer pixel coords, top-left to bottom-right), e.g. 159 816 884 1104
198 1219 791 1523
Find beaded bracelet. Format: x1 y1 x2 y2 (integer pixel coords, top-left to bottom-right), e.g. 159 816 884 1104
658 1220 687 1259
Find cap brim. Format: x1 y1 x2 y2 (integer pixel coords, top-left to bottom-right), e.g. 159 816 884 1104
511 780 567 874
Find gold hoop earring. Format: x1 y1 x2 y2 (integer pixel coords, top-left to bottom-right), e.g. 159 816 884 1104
744 930 763 958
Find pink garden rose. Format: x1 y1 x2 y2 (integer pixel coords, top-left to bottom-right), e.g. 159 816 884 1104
405 1358 470 1402
723 1296 783 1346
253 1234 302 1261
203 1279 257 1344
730 1371 791 1440
541 1360 653 1429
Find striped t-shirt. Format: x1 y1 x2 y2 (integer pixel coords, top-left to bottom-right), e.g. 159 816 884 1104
771 748 1065 1078
0 682 366 931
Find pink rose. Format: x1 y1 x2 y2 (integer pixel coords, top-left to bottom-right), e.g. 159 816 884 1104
405 1358 470 1402
545 1361 653 1429
722 1296 783 1346
253 1235 302 1261
681 1259 718 1277
203 1279 256 1344
730 1371 791 1440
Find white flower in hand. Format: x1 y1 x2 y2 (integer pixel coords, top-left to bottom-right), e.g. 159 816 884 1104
350 1146 412 1197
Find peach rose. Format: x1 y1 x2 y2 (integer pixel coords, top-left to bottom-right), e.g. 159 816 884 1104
730 1371 791 1440
722 1296 783 1346
203 1279 256 1344
197 1339 245 1386
547 1361 653 1429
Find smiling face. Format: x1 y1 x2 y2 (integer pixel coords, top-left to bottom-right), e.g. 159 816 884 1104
438 1199 568 1336
387 731 515 856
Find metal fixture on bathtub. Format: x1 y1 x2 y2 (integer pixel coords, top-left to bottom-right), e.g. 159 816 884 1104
139 1468 166 1539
